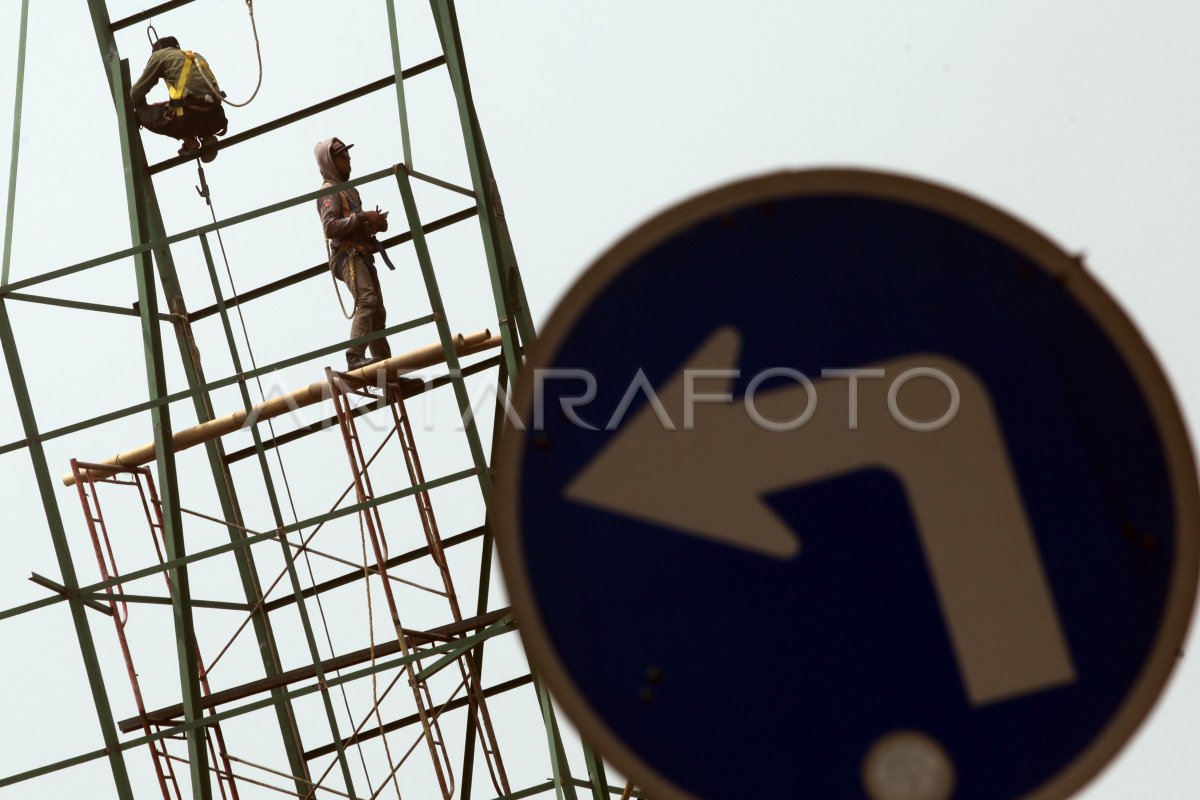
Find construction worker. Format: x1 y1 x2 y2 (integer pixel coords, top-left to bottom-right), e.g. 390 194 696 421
315 137 392 371
130 36 227 162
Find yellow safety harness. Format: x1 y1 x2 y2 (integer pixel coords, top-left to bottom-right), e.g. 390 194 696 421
167 51 215 116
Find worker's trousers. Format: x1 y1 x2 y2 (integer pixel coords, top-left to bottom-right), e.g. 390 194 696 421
136 101 228 141
337 254 391 360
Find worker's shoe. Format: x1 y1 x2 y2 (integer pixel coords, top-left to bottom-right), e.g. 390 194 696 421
199 135 218 163
346 353 380 371
177 137 201 158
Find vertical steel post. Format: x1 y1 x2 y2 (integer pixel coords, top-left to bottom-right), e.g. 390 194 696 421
112 55 212 800
428 0 526 382
84 4 314 790
394 167 495 502
197 234 362 798
1 0 29 286
460 356 512 798
383 0 414 168
0 304 137 799
534 675 580 800
582 745 610 800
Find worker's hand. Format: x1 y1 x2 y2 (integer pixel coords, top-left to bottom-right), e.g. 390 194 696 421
364 210 389 233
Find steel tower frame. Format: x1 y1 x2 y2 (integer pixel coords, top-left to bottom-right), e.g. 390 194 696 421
0 1 631 798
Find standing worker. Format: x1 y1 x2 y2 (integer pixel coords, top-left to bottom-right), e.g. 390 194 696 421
315 137 392 371
130 36 228 162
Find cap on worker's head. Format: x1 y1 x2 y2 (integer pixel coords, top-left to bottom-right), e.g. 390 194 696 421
152 35 180 51
331 138 354 157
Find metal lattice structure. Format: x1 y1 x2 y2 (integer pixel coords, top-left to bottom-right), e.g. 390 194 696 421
0 2 635 798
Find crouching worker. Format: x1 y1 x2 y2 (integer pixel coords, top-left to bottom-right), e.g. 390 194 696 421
315 137 392 372
130 36 227 162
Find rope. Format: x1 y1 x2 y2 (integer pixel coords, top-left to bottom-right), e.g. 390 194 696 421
197 0 264 108
330 242 354 319
193 163 374 787
361 511 405 800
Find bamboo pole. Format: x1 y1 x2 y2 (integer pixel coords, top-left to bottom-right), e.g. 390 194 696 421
63 330 497 486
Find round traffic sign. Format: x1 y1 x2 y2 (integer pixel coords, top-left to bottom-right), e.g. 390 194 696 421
493 170 1199 799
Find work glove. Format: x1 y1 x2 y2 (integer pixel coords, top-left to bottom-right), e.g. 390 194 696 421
364 209 389 234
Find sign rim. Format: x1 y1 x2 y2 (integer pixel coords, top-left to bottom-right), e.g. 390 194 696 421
492 167 1200 800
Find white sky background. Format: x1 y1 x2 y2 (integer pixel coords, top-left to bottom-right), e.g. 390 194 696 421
0 1 1198 798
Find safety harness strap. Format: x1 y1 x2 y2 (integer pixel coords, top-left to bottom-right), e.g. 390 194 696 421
168 51 216 116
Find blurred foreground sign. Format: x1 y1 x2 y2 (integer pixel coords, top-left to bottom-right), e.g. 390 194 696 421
493 170 1199 800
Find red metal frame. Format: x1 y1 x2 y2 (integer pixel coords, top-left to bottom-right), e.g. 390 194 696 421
324 370 510 798
70 460 241 800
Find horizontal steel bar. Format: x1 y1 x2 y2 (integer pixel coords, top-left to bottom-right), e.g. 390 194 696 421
407 168 476 199
305 673 533 761
29 573 113 616
0 168 393 296
189 205 478 322
223 352 501 465
414 632 483 682
110 0 197 31
148 57 447 174
491 781 557 800
0 315 432 457
0 617 515 790
263 525 485 612
0 467 478 621
121 608 513 731
84 592 254 612
6 291 174 321
567 780 643 799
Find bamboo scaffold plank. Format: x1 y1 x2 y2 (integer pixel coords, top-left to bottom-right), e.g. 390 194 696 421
63 329 499 485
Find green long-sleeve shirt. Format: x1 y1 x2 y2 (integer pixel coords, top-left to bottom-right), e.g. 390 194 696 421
130 47 223 106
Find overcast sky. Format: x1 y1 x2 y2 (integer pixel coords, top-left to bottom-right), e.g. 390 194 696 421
1 1 1199 798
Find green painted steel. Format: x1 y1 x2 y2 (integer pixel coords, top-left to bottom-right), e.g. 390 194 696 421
491 781 558 800
0 466 480 624
0 304 138 800
461 356 514 798
187 204 477 323
395 166 496 503
535 674 581 800
5 290 175 320
582 745 611 800
4 2 602 796
0 315 433 457
112 54 213 800
429 0 523 385
0 167 395 295
384 0 415 168
198 231 361 796
1 618 516 792
1 0 29 286
85 592 254 612
88 0 316 779
148 57 446 176
110 0 199 31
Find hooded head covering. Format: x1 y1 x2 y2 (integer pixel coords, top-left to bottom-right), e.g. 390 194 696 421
314 138 361 205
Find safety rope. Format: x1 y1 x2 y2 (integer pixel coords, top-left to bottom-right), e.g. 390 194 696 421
329 240 355 320
360 511 406 800
193 162 374 785
197 0 264 108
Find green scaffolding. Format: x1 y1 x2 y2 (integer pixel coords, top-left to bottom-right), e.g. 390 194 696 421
0 2 633 798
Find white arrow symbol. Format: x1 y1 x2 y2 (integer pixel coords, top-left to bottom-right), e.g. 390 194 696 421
565 326 1076 706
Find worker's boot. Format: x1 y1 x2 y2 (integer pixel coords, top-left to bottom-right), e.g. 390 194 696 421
178 137 201 158
199 135 218 163
346 353 380 371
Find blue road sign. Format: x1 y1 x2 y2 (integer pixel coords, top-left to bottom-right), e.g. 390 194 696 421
493 170 1199 800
